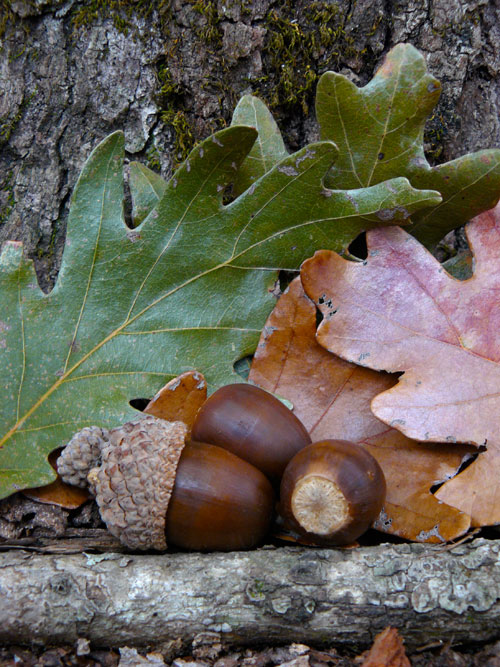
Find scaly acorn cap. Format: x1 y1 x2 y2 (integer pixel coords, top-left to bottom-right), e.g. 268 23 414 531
56 425 109 488
88 415 188 551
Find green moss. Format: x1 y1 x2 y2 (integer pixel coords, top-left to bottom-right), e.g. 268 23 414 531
430 6 481 44
158 65 183 99
367 14 383 37
0 0 31 40
161 108 194 165
154 0 229 166
245 579 266 601
191 0 223 49
156 64 196 166
71 0 162 36
0 110 22 143
0 0 14 38
239 0 252 17
146 144 161 171
259 1 358 115
67 0 222 165
0 170 15 227
37 215 59 260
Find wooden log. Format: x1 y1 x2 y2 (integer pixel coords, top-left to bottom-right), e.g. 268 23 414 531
0 529 124 555
1 538 500 650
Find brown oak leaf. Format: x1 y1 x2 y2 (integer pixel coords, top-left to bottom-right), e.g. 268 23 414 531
301 205 500 527
249 278 471 542
360 627 410 667
144 370 207 431
25 371 207 506
22 449 90 510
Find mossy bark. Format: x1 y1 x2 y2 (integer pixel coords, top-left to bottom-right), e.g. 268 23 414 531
1 0 499 289
1 1 500 652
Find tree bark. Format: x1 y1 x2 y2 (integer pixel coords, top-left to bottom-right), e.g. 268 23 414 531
2 1 500 652
1 538 500 651
1 1 500 289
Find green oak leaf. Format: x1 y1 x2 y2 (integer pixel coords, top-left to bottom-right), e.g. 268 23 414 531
129 162 167 226
0 127 441 498
442 249 473 281
230 95 288 196
316 43 500 247
129 96 290 225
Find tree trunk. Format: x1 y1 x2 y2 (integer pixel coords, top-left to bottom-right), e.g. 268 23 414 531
2 0 500 652
1 538 500 651
1 0 500 289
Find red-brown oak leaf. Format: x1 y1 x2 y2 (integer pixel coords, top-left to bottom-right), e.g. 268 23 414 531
249 278 471 542
360 627 410 667
144 370 207 431
22 449 90 510
301 205 500 527
26 371 207 506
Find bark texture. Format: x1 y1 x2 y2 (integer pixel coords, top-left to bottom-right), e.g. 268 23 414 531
1 538 500 651
1 0 500 289
2 2 500 652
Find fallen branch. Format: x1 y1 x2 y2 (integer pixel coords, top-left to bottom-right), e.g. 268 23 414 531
0 528 124 554
1 538 499 650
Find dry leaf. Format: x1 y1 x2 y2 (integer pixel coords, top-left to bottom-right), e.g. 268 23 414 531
249 278 471 542
360 627 410 667
301 204 500 527
27 371 208 504
144 371 207 430
1 127 438 500
22 449 90 510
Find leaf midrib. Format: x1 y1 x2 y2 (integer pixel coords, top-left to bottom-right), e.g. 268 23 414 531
1 145 328 447
3 140 427 447
364 50 405 187
15 258 26 423
63 144 116 374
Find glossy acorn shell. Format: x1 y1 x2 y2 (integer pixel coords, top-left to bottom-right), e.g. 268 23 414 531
279 440 386 546
165 441 275 551
191 383 311 484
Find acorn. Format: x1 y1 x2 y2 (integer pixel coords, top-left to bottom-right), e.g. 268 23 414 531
279 440 386 545
60 415 274 552
191 383 311 484
165 440 274 551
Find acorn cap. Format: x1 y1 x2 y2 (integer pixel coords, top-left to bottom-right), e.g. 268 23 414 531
88 415 188 551
56 425 109 488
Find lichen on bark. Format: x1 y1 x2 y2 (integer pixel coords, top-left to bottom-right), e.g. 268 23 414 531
2 539 500 650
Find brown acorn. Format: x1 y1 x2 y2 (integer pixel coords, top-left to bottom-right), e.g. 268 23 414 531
191 383 311 484
65 415 274 552
279 440 386 545
165 440 274 551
